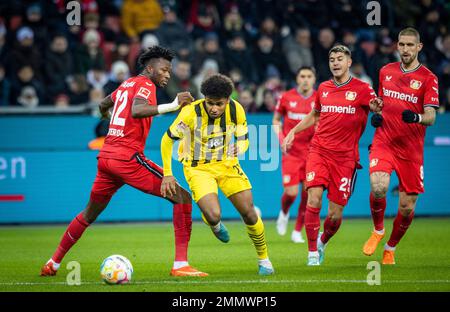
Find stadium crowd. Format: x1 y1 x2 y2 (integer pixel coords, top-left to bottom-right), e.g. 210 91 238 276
0 0 449 112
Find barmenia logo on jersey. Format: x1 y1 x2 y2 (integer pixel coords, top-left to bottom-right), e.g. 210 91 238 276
410 79 422 90
321 105 356 114
382 87 418 104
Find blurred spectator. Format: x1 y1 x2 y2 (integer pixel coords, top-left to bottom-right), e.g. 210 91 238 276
225 32 257 83
370 36 398 91
74 29 105 75
104 60 130 95
6 26 42 81
194 59 219 95
253 34 287 83
239 89 258 113
222 4 244 41
188 0 220 40
193 32 226 74
255 71 284 112
121 0 164 43
259 89 277 113
109 35 133 72
89 87 105 107
24 3 47 51
134 33 160 74
259 16 281 50
330 0 362 30
54 93 70 108
436 33 450 111
88 119 110 150
87 64 108 91
0 23 7 65
67 74 90 105
155 5 194 57
0 65 10 106
166 59 199 99
9 65 43 107
44 34 73 102
282 27 314 77
350 62 373 86
313 28 335 82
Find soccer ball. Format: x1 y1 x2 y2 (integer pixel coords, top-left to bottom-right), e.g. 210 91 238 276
100 255 133 285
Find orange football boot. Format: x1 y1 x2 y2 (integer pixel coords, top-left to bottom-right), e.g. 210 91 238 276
40 261 58 276
363 231 385 256
382 250 396 265
170 266 209 277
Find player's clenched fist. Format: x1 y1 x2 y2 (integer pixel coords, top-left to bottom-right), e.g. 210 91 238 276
161 175 178 198
369 97 383 113
176 92 194 108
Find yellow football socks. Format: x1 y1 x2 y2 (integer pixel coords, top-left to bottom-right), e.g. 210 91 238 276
246 216 268 260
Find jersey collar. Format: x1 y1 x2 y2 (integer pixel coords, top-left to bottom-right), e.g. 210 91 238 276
332 76 352 88
296 88 314 99
400 62 422 74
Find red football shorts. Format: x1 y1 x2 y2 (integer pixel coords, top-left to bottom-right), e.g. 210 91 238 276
369 144 424 194
90 153 164 203
281 154 307 186
305 151 357 206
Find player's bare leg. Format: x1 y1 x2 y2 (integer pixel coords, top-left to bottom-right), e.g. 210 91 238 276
40 199 109 276
277 184 298 236
197 193 230 243
292 183 307 243
304 186 323 265
383 192 417 265
363 171 390 256
318 201 344 264
229 190 274 275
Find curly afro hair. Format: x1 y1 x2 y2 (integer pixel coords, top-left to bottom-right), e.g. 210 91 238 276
138 45 175 67
200 74 234 99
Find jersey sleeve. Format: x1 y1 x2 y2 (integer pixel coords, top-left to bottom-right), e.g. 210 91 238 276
360 83 377 107
235 102 249 153
166 105 194 140
423 74 440 109
378 67 384 96
275 93 286 115
313 86 321 113
134 81 157 105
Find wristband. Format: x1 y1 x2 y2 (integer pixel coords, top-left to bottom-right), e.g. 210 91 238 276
418 114 422 124
157 97 179 114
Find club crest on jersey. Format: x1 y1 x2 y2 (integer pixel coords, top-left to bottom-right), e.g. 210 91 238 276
283 175 291 184
322 92 328 98
370 158 378 168
345 91 357 101
306 171 315 182
137 87 151 99
289 101 297 108
410 79 422 90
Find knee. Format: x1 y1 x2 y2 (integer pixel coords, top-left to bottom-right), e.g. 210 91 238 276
371 185 388 199
203 209 221 225
307 194 321 208
284 187 298 197
241 206 258 225
399 201 415 217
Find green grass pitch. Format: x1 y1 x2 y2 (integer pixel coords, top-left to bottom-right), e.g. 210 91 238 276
1 218 449 292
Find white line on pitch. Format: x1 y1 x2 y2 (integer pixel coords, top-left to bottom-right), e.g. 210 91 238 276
1 279 450 286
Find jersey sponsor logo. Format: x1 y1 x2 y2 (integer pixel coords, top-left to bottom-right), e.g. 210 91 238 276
287 111 307 120
385 75 392 81
370 158 378 168
345 91 357 101
283 175 291 184
137 87 151 99
289 101 297 108
382 87 418 104
322 92 329 98
410 79 422 90
306 171 315 182
321 105 356 114
207 136 224 149
107 128 125 137
120 81 136 88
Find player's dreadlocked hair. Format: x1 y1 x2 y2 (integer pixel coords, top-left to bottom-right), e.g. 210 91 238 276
201 74 234 99
138 46 175 67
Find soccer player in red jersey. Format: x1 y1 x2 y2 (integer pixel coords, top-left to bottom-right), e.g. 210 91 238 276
363 28 439 265
273 66 317 243
283 45 383 265
40 46 208 277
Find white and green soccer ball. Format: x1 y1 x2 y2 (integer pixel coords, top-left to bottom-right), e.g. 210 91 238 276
100 255 133 285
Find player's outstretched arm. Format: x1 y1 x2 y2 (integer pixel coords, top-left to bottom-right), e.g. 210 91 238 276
99 95 114 119
160 133 177 197
272 112 284 144
282 109 318 153
132 92 194 118
402 107 436 126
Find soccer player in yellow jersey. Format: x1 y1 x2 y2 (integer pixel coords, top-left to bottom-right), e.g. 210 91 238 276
160 74 274 275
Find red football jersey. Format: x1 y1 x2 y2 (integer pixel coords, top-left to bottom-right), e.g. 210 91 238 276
312 77 376 161
373 62 439 163
276 88 316 157
98 75 157 160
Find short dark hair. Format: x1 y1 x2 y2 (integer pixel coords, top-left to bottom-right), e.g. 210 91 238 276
328 44 352 57
201 74 234 99
296 66 316 76
138 45 175 67
398 27 421 42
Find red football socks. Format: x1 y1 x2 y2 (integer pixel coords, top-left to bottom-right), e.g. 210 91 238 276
173 203 192 262
387 211 414 247
305 205 321 251
52 212 90 263
321 216 342 244
294 190 308 231
281 193 296 214
370 193 386 231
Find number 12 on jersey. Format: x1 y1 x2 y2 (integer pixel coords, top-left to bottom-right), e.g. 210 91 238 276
111 90 128 126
